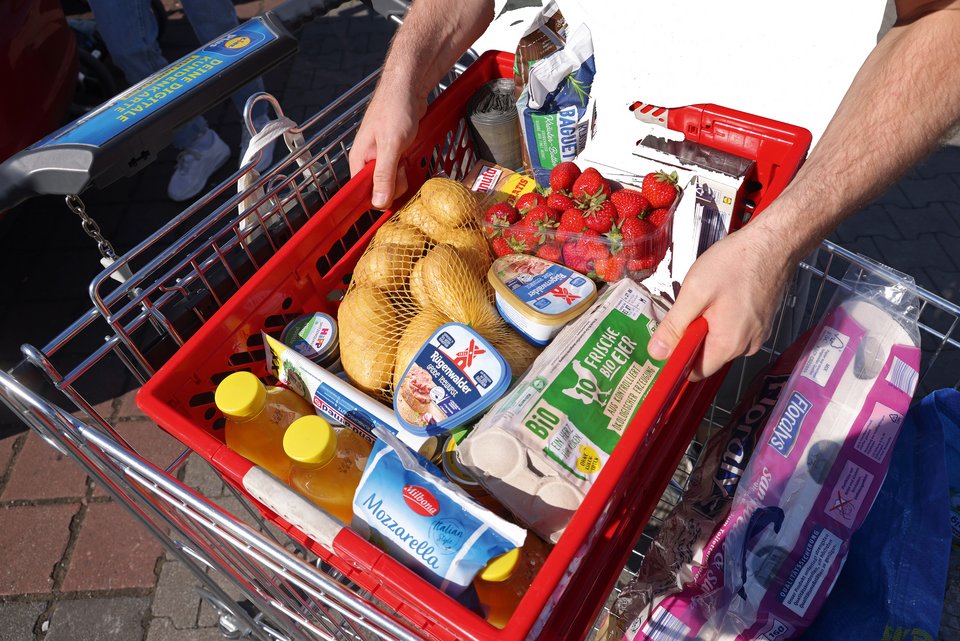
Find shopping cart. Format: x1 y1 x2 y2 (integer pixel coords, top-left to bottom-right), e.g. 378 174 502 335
2 10 960 641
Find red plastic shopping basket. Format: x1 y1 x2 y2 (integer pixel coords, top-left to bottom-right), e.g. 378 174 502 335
138 51 811 641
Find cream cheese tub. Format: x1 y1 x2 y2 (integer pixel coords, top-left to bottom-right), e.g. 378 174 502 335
487 255 597 346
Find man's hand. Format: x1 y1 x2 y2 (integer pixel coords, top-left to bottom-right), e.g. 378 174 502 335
348 84 422 210
648 221 798 380
346 0 494 210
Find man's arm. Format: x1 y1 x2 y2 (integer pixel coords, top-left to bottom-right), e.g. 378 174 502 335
348 0 494 209
649 0 960 378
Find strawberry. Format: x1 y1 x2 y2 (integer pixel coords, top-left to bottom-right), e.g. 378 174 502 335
628 256 659 271
571 167 612 205
515 192 547 215
610 189 650 219
507 220 540 252
556 208 587 242
647 207 672 228
578 229 610 264
483 202 519 238
562 242 591 274
546 191 576 212
535 242 563 263
584 200 617 233
640 171 680 209
492 237 516 257
614 217 656 259
524 205 560 227
549 161 582 193
594 255 626 282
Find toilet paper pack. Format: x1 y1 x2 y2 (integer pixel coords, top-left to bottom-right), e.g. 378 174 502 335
458 279 667 542
624 265 922 641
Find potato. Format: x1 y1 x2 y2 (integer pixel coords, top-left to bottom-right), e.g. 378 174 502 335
487 327 542 377
372 221 426 257
393 309 449 390
408 258 431 309
419 177 479 228
338 287 399 395
352 243 412 291
429 227 492 275
419 244 496 325
398 197 447 240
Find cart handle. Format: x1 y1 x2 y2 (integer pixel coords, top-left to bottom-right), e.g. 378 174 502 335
0 0 352 212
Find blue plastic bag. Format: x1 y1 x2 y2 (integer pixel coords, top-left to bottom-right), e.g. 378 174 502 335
799 389 956 641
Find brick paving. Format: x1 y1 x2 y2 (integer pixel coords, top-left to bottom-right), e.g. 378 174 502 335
0 1 958 640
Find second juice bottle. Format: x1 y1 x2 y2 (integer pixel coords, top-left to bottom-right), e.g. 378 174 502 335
283 415 372 523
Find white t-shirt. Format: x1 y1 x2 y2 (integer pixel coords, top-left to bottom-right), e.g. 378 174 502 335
478 0 887 149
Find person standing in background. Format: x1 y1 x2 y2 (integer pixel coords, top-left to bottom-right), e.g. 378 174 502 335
88 0 276 201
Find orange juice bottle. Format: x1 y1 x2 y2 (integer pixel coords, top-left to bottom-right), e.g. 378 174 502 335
282 415 372 523
214 371 312 479
474 534 550 628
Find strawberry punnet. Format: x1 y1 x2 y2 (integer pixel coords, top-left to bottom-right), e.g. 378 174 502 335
640 170 680 209
549 161 582 193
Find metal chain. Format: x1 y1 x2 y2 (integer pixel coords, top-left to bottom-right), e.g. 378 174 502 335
65 194 119 261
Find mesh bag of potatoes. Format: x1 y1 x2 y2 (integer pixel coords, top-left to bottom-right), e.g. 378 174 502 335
339 177 541 402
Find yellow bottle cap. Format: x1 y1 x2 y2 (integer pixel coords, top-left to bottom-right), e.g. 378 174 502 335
214 372 266 420
479 547 520 582
283 415 337 465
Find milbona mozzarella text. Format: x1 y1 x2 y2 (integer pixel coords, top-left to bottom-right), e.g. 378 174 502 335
360 492 441 570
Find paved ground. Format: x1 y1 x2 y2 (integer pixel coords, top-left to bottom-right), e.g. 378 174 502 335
0 1 958 640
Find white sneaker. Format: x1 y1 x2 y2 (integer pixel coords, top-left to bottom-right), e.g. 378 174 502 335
167 130 230 202
240 117 277 174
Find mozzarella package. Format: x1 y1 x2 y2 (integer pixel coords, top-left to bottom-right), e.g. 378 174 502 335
624 265 922 641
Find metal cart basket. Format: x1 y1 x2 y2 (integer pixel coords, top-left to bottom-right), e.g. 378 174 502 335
2 30 959 641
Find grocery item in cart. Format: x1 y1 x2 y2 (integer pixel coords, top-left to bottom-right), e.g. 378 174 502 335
263 332 435 454
518 24 596 186
352 427 526 598
625 263 922 641
283 415 371 524
441 429 507 516
280 312 340 369
482 164 676 283
393 323 511 436
338 177 540 402
601 327 815 640
488 254 598 345
461 161 537 206
513 0 567 102
474 532 551 628
459 278 668 542
214 371 313 479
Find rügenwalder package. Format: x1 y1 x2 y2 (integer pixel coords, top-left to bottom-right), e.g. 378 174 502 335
518 23 596 186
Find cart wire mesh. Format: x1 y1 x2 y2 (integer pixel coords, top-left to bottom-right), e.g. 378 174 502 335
2 66 960 641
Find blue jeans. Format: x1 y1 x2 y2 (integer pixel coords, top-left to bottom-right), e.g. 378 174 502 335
89 0 267 149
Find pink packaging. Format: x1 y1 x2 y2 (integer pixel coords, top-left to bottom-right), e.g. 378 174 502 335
624 279 921 641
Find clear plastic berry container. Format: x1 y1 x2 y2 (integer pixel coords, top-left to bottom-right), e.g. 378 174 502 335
480 167 680 284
